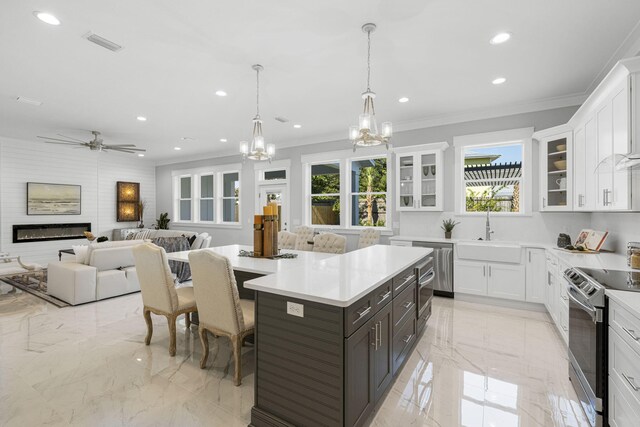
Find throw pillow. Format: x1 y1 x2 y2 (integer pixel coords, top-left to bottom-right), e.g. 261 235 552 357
72 245 89 264
183 234 197 247
134 229 151 240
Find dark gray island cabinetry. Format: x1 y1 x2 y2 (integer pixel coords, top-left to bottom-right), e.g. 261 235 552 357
245 245 433 427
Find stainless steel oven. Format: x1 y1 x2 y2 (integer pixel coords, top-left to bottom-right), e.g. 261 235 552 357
416 257 434 333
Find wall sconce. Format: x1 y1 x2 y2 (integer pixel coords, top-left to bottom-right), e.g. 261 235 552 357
117 181 140 222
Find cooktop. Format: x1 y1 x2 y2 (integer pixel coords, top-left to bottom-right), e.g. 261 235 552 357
577 267 640 292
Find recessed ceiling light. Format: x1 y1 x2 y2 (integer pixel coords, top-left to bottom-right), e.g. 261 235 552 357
33 11 60 26
398 97 409 103
220 138 227 142
136 116 147 121
492 77 507 85
138 154 145 157
293 124 302 129
174 147 181 151
215 90 227 97
490 32 511 45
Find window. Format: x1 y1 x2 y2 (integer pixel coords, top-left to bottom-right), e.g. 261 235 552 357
222 172 240 223
264 169 286 180
200 175 214 222
310 162 341 226
303 148 390 229
454 127 533 215
179 176 192 221
350 157 387 227
172 164 241 225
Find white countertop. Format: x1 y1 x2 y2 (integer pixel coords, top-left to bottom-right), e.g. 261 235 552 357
606 289 640 316
244 245 433 307
389 235 550 248
167 244 336 275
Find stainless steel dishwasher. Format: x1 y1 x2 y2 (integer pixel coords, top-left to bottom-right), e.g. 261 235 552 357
412 241 454 297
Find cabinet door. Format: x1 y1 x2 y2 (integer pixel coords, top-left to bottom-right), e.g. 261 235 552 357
525 249 545 304
597 102 614 210
454 260 487 295
545 259 558 321
345 320 374 427
487 263 526 301
372 302 393 403
584 118 598 211
417 151 441 210
573 126 587 210
397 154 415 211
542 134 572 211
612 84 631 210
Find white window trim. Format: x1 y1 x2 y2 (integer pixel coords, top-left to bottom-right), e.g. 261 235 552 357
454 127 533 216
198 174 215 224
302 148 392 231
171 163 242 226
176 175 193 222
254 158 291 184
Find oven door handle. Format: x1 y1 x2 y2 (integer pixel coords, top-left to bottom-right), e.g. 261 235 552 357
419 269 435 287
567 286 597 320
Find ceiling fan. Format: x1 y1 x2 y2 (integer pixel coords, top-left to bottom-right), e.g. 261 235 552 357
37 131 146 154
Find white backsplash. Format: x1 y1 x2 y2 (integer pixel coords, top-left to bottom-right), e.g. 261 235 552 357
589 212 640 253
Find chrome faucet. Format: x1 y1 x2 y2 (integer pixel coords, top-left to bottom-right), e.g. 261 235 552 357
485 208 494 241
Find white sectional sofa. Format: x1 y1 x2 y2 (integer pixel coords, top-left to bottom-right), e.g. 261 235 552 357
47 230 210 305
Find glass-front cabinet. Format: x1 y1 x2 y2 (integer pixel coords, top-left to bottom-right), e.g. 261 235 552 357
536 126 573 212
395 142 448 211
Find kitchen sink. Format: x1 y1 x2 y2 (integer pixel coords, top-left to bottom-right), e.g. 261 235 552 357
456 240 522 263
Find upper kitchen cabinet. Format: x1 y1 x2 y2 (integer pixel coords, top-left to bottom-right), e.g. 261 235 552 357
534 124 573 211
395 142 448 211
569 57 640 212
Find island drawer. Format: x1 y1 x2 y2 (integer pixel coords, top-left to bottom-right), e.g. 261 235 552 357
371 280 393 311
344 293 375 337
392 315 416 375
392 266 416 296
392 282 416 329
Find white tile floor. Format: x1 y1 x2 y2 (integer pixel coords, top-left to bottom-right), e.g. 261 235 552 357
0 284 588 426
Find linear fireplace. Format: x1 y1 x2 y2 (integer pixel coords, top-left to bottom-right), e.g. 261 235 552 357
13 223 91 243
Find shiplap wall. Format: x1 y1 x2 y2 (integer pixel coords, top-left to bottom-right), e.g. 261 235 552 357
0 137 155 265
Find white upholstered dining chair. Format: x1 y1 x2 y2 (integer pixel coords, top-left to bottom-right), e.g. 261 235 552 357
313 232 347 254
188 250 255 386
278 230 297 250
132 242 197 357
294 226 315 251
357 228 381 249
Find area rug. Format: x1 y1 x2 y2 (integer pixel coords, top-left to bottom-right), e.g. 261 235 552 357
0 271 69 308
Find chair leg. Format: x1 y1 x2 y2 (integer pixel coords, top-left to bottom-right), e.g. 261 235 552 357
231 334 243 386
143 308 153 345
185 312 191 329
199 327 209 369
168 315 177 357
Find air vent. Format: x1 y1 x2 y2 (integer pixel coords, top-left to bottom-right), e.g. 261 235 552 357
16 97 42 106
83 32 123 52
274 116 289 123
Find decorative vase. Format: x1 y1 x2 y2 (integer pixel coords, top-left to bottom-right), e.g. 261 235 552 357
445 231 452 239
138 221 145 229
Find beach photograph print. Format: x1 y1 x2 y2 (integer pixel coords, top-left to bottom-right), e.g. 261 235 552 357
27 182 81 215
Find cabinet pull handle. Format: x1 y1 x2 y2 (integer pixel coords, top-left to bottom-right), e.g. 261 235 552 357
396 274 415 291
622 326 640 341
562 325 568 332
489 266 492 277
403 301 413 309
529 252 531 263
402 334 413 344
562 295 568 301
378 290 391 303
371 325 377 348
355 306 371 321
483 266 486 276
377 321 382 348
579 194 584 207
622 373 640 392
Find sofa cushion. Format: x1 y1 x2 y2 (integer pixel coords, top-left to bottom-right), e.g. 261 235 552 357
72 245 88 264
85 240 145 265
90 247 136 271
123 266 140 293
47 262 97 305
96 270 129 300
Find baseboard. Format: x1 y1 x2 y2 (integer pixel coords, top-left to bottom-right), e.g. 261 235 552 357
454 293 547 312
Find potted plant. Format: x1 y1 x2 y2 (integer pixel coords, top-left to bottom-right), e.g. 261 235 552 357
441 218 460 239
155 212 170 230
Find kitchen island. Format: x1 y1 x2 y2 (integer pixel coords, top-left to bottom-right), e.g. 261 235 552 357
245 244 433 427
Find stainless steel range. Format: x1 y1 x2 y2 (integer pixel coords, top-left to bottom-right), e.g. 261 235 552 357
563 267 640 427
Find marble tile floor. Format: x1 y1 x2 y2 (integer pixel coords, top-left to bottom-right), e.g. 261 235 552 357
0 283 588 426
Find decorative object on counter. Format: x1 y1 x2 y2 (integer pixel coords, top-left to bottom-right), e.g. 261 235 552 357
557 233 572 248
96 236 108 243
83 231 96 242
441 218 460 239
155 212 170 230
575 229 609 251
137 199 146 228
628 242 640 269
238 249 298 259
348 23 392 150
252 202 279 257
116 181 140 222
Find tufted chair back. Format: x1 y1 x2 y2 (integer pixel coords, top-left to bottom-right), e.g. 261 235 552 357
357 228 381 249
132 243 178 313
278 231 297 250
294 226 315 251
313 233 347 254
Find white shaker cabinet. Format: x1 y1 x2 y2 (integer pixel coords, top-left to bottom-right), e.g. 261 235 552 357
525 248 546 304
395 142 448 212
455 260 525 301
573 118 597 211
534 125 573 212
454 260 487 296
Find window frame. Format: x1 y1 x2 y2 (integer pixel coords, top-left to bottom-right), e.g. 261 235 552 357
302 147 391 231
453 127 533 216
177 175 193 222
348 155 388 228
172 163 242 226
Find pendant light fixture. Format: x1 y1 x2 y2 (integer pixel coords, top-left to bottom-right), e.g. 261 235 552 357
240 64 275 161
349 23 392 150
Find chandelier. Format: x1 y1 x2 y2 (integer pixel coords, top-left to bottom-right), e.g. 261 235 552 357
349 23 392 150
240 64 275 161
